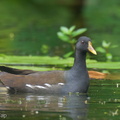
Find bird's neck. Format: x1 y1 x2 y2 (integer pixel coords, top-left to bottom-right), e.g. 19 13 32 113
71 50 87 72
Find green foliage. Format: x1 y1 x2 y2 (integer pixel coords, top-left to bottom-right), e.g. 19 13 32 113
57 26 87 58
96 40 118 62
0 0 76 56
84 0 120 61
0 55 120 70
40 44 50 54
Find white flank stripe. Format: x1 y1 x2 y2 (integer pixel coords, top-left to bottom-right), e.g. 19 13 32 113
26 84 47 89
6 86 10 89
58 83 64 85
26 84 34 89
44 83 52 87
35 85 47 89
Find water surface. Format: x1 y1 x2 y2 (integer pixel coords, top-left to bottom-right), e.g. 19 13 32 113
0 73 120 120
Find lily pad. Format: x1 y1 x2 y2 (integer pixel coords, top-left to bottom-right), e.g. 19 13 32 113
0 56 119 70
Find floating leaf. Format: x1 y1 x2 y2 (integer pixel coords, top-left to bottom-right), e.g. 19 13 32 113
72 28 87 37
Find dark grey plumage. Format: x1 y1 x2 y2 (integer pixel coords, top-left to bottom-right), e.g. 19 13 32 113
0 36 97 94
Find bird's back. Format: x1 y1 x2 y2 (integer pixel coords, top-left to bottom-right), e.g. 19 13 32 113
0 70 65 93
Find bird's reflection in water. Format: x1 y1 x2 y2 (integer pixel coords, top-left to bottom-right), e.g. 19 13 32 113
0 93 89 120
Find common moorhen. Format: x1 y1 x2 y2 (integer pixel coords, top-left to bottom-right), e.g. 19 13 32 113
0 36 97 94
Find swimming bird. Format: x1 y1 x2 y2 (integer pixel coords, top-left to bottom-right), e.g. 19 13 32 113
0 36 97 94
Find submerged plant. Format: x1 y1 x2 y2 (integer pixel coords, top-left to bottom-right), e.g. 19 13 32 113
57 26 87 58
96 40 118 61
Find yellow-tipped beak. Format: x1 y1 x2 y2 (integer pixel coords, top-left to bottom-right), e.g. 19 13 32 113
88 41 97 55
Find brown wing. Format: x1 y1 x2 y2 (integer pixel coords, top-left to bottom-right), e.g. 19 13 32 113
0 70 65 92
0 66 107 79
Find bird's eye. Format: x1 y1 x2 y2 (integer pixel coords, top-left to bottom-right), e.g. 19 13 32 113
81 41 85 44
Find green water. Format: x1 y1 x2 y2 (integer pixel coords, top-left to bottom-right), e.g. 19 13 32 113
0 76 120 120
0 1 119 119
0 56 120 119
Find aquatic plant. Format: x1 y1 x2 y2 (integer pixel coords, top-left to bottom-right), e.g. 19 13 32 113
57 26 87 58
96 40 118 62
